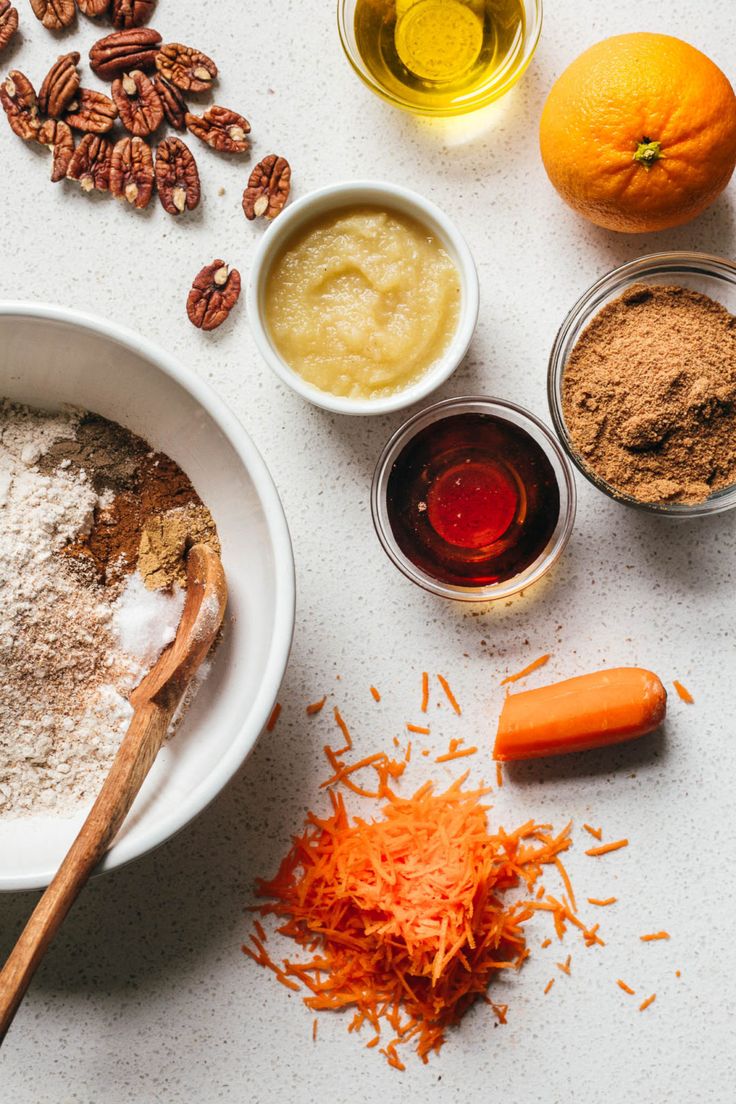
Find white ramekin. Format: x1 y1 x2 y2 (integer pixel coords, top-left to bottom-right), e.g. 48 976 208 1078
246 180 480 416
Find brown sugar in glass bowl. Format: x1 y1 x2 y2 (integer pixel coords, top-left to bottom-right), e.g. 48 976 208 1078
548 252 736 517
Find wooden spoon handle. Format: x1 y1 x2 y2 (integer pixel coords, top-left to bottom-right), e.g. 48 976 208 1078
0 700 171 1043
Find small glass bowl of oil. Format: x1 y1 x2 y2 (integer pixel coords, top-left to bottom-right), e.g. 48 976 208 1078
338 0 542 117
371 396 576 601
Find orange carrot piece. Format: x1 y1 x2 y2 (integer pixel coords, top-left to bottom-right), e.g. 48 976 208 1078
306 696 327 715
366 1036 380 1049
673 680 694 704
544 978 555 995
585 839 628 857
421 671 429 713
541 938 552 949
370 686 381 702
640 931 670 942
496 761 503 788
254 919 267 943
407 724 430 735
583 824 602 841
266 703 281 732
437 674 462 715
435 746 478 763
405 741 412 763
617 980 635 995
675 970 681 978
333 706 353 750
421 748 430 757
556 955 571 975
554 857 577 912
312 1018 318 1041
494 667 667 761
588 897 617 907
501 653 551 686
639 993 656 1012
490 1002 508 1025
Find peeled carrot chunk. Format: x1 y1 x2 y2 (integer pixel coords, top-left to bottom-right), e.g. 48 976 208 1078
494 667 666 762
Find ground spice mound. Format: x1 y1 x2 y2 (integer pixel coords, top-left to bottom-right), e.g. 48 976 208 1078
561 284 736 504
248 778 573 1068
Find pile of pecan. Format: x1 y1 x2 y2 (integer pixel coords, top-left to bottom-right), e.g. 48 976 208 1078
1 3 292 229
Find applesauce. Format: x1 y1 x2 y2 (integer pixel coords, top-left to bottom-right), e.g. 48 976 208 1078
264 206 461 400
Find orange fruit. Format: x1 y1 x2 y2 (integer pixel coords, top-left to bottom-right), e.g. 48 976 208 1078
539 33 736 233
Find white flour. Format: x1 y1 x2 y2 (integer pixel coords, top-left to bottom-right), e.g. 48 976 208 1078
0 402 184 817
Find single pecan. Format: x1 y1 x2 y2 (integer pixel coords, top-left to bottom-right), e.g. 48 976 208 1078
89 27 162 80
111 0 153 28
155 136 200 215
111 69 162 136
155 42 217 93
185 105 250 154
110 134 154 207
30 0 75 30
187 260 241 332
0 2 19 53
39 52 81 118
76 0 110 15
151 73 186 130
242 155 291 220
0 70 41 141
65 87 118 133
67 132 112 191
39 117 75 181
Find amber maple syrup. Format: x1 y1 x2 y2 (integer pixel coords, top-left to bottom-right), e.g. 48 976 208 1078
385 411 560 587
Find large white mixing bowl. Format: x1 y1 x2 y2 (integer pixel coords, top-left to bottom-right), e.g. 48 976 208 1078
0 302 295 892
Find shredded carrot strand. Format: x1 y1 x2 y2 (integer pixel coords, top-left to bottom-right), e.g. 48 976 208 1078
556 955 571 976
496 762 503 788
675 970 681 978
266 703 281 732
306 696 327 715
421 671 429 713
640 931 670 942
583 824 602 841
587 897 617 907
312 1018 318 1041
639 993 656 1012
435 746 478 763
436 674 461 715
544 978 555 995
405 741 412 763
490 1002 508 1025
673 680 694 704
254 919 267 943
585 839 628 857
370 686 381 702
554 857 577 913
617 979 635 995
501 653 551 686
541 938 552 949
333 707 353 751
407 724 430 735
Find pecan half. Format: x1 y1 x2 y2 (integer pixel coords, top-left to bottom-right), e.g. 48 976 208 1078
67 132 112 191
39 52 81 118
0 70 41 141
155 136 200 215
242 155 291 220
111 70 162 136
30 0 75 30
152 73 186 130
90 27 162 80
111 0 154 29
187 260 241 332
155 42 217 93
39 117 75 181
186 105 250 154
0 2 19 53
65 87 118 133
110 134 154 207
76 0 110 15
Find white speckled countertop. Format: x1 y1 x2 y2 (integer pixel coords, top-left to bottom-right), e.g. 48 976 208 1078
1 2 735 1101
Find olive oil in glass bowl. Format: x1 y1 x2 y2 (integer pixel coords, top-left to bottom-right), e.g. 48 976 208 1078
338 0 543 116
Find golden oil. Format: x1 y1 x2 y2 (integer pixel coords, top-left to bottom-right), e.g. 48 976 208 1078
352 0 529 115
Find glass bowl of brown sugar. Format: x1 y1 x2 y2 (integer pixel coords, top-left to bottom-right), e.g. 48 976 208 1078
548 251 736 517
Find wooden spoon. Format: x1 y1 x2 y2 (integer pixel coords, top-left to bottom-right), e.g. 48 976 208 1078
0 542 227 1043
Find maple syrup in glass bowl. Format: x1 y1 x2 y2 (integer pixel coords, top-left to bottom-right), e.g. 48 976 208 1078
371 397 576 601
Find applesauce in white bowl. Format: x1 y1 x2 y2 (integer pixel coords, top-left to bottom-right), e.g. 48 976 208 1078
0 302 295 892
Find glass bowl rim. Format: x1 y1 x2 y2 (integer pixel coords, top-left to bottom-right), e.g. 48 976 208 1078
336 0 544 118
547 250 736 518
370 394 577 602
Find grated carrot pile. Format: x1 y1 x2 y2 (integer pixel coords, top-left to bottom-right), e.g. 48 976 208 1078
673 680 694 704
250 776 575 1066
501 654 551 686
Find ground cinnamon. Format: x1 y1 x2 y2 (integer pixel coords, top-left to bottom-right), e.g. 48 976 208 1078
562 284 736 504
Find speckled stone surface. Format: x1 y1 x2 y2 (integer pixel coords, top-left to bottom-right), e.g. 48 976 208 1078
1 2 736 1101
